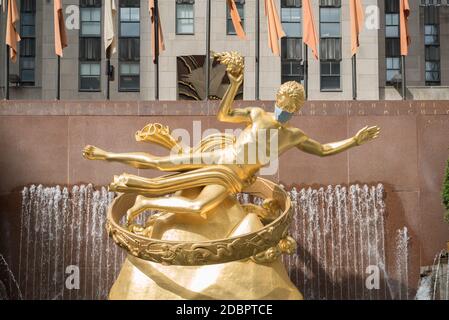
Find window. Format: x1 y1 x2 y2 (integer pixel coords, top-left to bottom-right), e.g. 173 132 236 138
420 0 441 5
386 57 401 83
79 0 102 91
319 0 341 91
281 1 301 37
119 0 140 91
176 0 195 34
227 0 244 35
424 7 440 85
20 0 36 86
385 13 399 37
320 61 340 90
320 7 341 37
281 0 303 84
385 0 401 84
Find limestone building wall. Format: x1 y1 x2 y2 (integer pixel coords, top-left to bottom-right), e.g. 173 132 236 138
0 1 448 100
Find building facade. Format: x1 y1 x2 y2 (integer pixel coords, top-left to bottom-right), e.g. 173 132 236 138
0 0 448 101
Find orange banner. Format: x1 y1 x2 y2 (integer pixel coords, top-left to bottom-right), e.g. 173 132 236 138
303 0 318 60
350 0 364 56
54 0 68 57
104 0 117 58
399 0 410 56
150 0 165 63
264 0 285 56
6 0 21 62
228 0 246 40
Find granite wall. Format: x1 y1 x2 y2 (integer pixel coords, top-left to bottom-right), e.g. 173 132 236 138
0 100 448 299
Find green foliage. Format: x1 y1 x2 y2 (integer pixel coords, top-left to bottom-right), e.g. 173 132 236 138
443 158 449 224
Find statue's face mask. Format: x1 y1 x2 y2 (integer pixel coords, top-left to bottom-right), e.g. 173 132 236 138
274 105 293 123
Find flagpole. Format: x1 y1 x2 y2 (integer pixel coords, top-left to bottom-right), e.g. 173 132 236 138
154 0 159 100
57 56 61 100
205 0 211 101
106 58 110 100
352 54 357 100
255 0 260 100
303 43 308 99
4 0 9 100
5 45 9 100
401 55 406 100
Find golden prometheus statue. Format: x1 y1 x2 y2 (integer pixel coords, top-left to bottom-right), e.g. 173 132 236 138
83 51 380 300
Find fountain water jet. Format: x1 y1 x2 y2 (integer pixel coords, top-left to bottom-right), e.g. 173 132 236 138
416 250 449 300
0 182 417 300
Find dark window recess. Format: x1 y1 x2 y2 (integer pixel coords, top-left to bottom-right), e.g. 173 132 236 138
120 0 139 7
385 0 399 13
282 61 304 84
282 38 302 60
119 38 140 61
319 0 341 7
21 0 35 11
79 38 101 60
79 1 102 91
424 6 440 86
282 0 302 6
385 38 400 56
319 4 341 90
320 61 340 90
420 0 442 6
19 0 36 86
227 0 245 35
385 0 401 85
119 0 140 91
80 0 101 7
281 0 303 85
320 38 341 60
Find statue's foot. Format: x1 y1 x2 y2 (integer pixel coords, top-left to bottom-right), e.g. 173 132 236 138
83 145 108 161
127 195 149 225
128 223 153 237
110 174 130 192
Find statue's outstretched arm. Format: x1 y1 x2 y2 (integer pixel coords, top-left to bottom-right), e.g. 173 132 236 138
297 126 380 157
83 145 207 171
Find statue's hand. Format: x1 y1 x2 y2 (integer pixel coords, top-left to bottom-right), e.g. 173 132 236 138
83 145 108 160
213 51 244 82
354 126 381 146
228 72 244 85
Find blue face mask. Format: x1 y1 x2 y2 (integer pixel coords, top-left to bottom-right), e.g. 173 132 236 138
274 105 293 123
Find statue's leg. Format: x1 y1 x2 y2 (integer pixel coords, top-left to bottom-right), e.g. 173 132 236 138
83 145 214 171
110 166 242 197
126 184 228 224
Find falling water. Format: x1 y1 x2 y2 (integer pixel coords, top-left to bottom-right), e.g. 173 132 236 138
415 274 433 300
0 254 22 300
280 184 393 300
416 250 449 300
2 182 413 300
394 227 410 300
16 185 121 300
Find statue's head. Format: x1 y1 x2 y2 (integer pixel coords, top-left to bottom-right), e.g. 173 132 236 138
274 81 305 123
